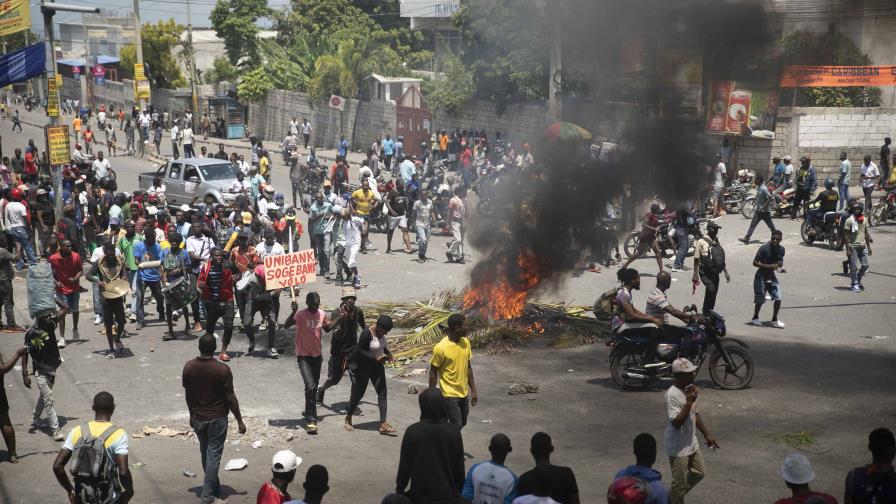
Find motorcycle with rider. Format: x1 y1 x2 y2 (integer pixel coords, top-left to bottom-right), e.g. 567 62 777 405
801 177 842 248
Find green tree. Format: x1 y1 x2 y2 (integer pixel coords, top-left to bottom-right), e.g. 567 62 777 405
141 19 187 89
422 54 474 115
210 0 270 68
4 29 39 52
119 45 137 79
236 66 273 102
781 30 881 107
204 55 240 84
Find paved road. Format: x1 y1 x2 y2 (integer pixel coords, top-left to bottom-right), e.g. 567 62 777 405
0 116 894 503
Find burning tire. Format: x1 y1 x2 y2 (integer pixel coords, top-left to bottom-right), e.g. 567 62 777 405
609 346 649 390
707 344 754 390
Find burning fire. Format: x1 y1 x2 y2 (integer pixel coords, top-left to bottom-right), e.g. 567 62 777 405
463 250 548 320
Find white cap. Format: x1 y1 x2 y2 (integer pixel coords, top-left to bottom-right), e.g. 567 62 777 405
271 450 301 473
147 206 159 216
179 204 190 212
783 155 792 161
780 453 815 484
672 357 697 374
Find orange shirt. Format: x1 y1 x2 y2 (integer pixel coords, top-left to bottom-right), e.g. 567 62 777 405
439 134 448 151
72 117 82 132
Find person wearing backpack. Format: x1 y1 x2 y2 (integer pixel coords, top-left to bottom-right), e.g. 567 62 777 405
692 222 730 315
844 427 896 504
52 391 134 504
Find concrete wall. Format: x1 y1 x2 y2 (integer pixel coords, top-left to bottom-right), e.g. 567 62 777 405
59 77 218 118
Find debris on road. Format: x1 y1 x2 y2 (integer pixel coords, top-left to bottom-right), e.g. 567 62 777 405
508 382 539 395
251 440 263 449
132 425 193 439
183 469 196 478
407 384 419 394
224 458 248 471
392 367 427 379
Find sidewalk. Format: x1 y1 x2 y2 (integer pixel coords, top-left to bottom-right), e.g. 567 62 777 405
15 107 368 167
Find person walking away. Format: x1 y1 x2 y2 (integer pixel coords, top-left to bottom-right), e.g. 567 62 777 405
22 304 68 441
739 176 777 244
52 391 134 504
712 155 726 217
197 248 236 361
429 313 478 429
665 358 718 504
413 189 435 263
301 118 312 149
859 154 880 212
182 334 247 504
87 242 128 357
201 114 210 141
792 156 817 219
170 123 181 159
337 135 349 158
446 187 466 264
516 432 579 504
133 229 166 330
49 239 83 343
316 287 364 408
880 137 892 189
693 222 729 315
153 122 163 155
0 234 22 330
292 292 330 434
385 180 412 254
750 230 786 328
844 427 896 503
774 453 837 504
6 187 37 269
344 315 396 434
620 203 665 273
838 152 852 210
0 345 26 462
256 449 300 504
614 433 670 504
671 209 693 272
11 109 21 131
183 125 195 158
844 202 872 292
462 433 518 504
396 387 465 503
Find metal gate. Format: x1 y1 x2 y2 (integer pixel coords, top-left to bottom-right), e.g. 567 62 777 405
395 86 430 158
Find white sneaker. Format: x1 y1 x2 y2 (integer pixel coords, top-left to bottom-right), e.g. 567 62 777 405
57 337 67 348
259 321 267 331
94 314 102 325
749 318 762 326
771 320 785 328
670 267 682 272
268 348 280 359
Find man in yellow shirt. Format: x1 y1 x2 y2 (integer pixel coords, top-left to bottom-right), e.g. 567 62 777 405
259 149 271 182
351 179 378 253
52 391 134 503
72 116 82 140
429 313 478 429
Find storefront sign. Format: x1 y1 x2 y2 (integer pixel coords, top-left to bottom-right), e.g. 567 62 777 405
0 0 30 37
781 65 896 87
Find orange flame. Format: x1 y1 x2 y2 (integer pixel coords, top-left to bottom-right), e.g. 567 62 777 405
463 250 548 320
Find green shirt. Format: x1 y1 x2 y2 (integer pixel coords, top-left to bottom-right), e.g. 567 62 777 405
845 215 867 250
117 233 143 271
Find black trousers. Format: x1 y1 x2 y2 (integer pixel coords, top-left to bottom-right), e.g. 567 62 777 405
245 298 275 349
302 133 310 149
792 188 810 217
0 278 15 325
347 363 387 422
102 296 126 349
699 269 720 315
445 396 469 429
297 356 322 421
204 301 234 347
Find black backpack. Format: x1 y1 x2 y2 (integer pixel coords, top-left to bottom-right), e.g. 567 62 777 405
701 239 726 274
69 423 122 504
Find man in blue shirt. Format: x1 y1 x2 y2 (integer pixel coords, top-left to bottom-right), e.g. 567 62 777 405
614 433 670 504
771 156 785 186
400 156 416 186
740 176 777 244
133 228 165 329
382 134 395 172
337 135 349 158
462 433 518 504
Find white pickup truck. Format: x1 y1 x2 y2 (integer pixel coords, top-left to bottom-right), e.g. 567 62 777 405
138 157 242 206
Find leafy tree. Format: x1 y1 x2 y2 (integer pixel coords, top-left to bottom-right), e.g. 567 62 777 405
210 0 271 68
140 19 187 89
781 30 881 107
422 55 474 115
204 56 240 84
237 66 273 102
119 45 137 79
307 54 353 101
5 30 39 52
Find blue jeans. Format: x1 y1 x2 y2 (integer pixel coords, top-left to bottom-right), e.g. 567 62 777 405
314 233 330 275
838 183 849 210
191 416 228 503
849 247 870 286
416 224 431 259
673 227 688 269
8 226 36 268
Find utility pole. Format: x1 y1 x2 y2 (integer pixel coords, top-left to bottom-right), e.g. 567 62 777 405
133 0 146 112
80 14 89 109
186 0 198 130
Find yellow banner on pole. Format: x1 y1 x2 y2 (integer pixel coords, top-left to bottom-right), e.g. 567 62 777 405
47 77 59 117
135 79 150 100
56 74 62 87
46 125 70 165
134 63 145 80
0 0 30 37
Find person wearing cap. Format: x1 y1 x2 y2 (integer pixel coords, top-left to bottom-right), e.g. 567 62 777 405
843 200 873 292
844 427 896 503
774 453 836 504
461 433 518 503
665 357 717 504
257 449 301 504
693 222 729 315
792 155 817 219
52 391 134 503
344 314 395 434
782 154 794 188
430 313 478 429
316 286 366 407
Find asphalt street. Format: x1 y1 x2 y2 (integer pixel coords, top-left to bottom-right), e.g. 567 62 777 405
0 115 894 503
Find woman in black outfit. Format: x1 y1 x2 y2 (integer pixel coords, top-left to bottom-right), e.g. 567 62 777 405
345 315 395 434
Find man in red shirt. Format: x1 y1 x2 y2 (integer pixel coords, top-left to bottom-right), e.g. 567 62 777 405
256 450 300 504
23 150 37 184
774 453 837 504
291 291 332 433
48 239 82 344
197 248 235 361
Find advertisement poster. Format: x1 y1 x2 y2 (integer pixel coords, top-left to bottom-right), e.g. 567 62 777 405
706 81 779 139
46 125 70 165
0 0 30 37
47 77 59 117
781 65 896 87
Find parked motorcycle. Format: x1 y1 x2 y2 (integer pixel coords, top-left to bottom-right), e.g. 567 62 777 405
622 219 705 260
869 187 896 226
608 307 754 390
741 183 796 219
721 181 751 214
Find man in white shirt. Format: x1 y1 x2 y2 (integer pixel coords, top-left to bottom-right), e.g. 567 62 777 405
859 154 880 212
97 109 106 129
301 118 312 149
289 117 298 136
92 151 111 180
182 126 195 158
712 154 727 217
170 124 180 159
665 358 718 504
462 434 518 504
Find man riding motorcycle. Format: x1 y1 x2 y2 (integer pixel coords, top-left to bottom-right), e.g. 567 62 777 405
71 143 92 169
806 177 839 235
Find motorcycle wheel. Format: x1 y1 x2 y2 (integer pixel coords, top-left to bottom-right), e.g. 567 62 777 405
477 198 495 217
869 205 885 227
741 197 756 219
707 344 754 390
723 199 741 214
799 220 813 244
623 232 640 259
609 347 650 390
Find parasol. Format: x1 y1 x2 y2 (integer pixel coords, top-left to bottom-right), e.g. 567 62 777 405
544 122 592 141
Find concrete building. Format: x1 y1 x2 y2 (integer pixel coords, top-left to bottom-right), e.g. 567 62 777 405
58 14 136 61
175 28 277 77
399 0 460 62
